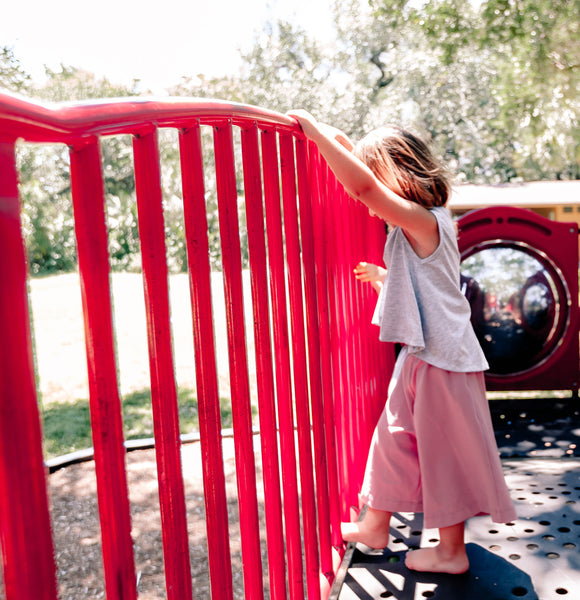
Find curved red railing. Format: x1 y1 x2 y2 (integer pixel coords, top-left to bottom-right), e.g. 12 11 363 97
0 91 392 600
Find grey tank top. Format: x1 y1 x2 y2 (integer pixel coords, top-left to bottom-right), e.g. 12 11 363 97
373 206 489 373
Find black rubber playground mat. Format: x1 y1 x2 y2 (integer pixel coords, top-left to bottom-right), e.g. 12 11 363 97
490 397 580 459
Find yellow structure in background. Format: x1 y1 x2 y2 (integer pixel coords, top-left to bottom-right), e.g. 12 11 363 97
449 180 580 226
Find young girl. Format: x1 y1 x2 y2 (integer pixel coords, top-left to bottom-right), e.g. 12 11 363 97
288 110 516 574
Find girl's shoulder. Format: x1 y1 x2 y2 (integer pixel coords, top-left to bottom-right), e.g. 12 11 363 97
430 206 455 234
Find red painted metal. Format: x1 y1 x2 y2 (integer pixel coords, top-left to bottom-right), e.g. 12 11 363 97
261 128 305 600
280 133 321 600
213 122 265 600
458 206 580 392
179 124 234 600
294 136 334 586
0 93 297 143
0 139 58 600
323 172 353 520
132 130 193 600
240 123 287 600
304 143 342 548
69 139 137 600
0 92 395 600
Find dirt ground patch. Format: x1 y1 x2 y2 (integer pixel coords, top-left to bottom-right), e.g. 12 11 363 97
46 439 267 599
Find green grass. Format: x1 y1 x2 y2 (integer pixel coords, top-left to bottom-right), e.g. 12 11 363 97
42 387 235 459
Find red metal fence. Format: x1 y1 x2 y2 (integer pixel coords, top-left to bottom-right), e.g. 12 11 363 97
0 93 393 600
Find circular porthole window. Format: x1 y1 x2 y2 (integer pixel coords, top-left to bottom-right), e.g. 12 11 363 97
460 242 570 377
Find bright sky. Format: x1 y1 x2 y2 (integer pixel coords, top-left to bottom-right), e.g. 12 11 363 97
2 0 337 95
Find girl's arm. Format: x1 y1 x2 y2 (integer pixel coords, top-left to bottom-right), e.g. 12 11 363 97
288 110 438 257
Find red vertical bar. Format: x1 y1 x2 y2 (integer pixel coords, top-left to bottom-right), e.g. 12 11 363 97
261 128 305 600
213 121 264 600
305 144 342 548
240 124 287 600
132 130 193 600
333 181 360 513
279 133 321 600
69 138 137 600
321 165 352 520
0 139 58 600
293 136 335 587
179 125 233 600
340 190 364 492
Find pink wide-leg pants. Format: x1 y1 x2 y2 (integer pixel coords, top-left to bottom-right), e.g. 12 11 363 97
360 349 517 529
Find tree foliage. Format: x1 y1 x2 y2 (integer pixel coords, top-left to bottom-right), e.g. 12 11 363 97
1 0 578 273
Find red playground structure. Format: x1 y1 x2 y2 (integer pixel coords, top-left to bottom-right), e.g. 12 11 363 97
0 93 393 600
1 93 579 600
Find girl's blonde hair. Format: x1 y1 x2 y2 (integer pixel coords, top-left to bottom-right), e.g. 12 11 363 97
354 125 450 208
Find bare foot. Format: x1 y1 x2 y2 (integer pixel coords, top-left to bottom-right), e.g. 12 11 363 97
340 507 391 549
405 546 469 574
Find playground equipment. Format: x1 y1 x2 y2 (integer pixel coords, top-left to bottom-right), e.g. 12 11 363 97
1 92 578 600
0 92 392 600
458 207 579 392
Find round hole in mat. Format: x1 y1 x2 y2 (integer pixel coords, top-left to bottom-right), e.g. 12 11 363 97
524 529 535 533
506 522 516 526
489 529 499 534
543 535 555 541
411 530 422 536
539 520 551 525
546 552 560 559
563 543 576 549
396 524 406 529
422 592 435 598
429 538 439 543
507 536 519 541
511 587 528 597
380 592 393 598
509 554 521 560
387 556 400 563
574 520 580 525
532 491 541 495
393 538 404 544
555 589 568 595
527 543 539 550
490 545 501 551
558 527 571 533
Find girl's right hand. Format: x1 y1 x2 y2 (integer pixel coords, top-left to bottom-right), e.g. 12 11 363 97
287 109 320 140
288 110 354 151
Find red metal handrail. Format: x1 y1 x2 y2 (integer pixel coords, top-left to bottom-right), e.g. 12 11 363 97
0 91 392 600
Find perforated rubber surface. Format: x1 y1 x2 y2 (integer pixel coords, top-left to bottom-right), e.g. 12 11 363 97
332 399 580 600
